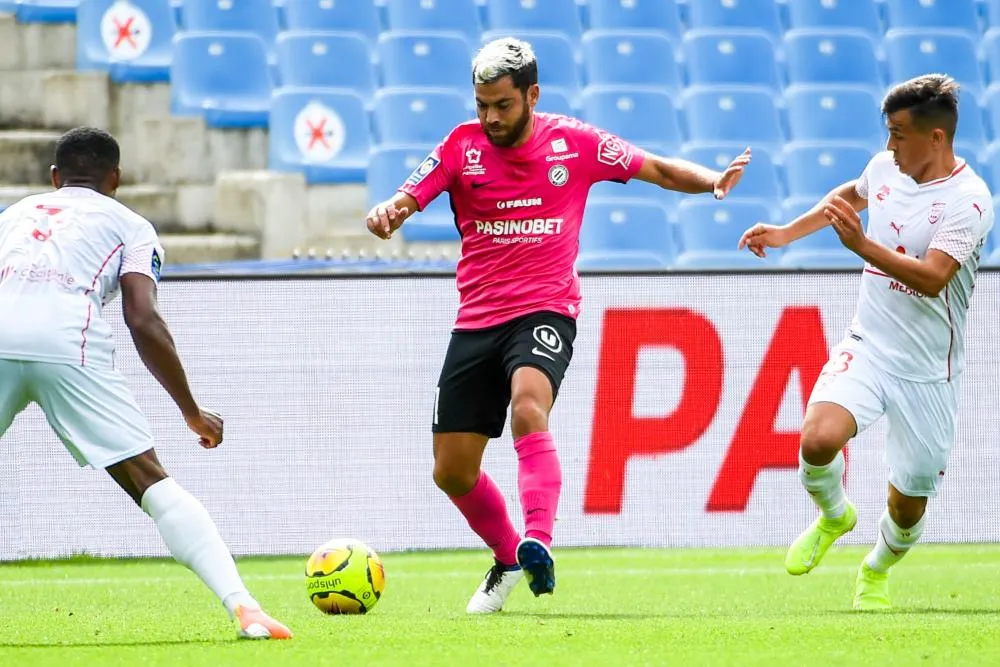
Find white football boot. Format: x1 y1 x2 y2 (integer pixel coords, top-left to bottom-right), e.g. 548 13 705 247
466 560 524 614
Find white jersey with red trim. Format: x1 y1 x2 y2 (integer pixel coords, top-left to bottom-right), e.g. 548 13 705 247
0 187 163 369
850 151 994 382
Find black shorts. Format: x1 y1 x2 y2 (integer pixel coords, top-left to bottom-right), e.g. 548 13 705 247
433 311 577 438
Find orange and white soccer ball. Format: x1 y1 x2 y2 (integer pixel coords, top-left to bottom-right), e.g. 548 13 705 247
305 538 386 614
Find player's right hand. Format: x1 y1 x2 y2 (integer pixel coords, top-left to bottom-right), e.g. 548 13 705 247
366 201 410 240
185 408 224 449
738 223 789 258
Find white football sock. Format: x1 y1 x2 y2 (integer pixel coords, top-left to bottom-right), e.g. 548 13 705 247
864 509 925 573
798 450 847 519
141 477 257 616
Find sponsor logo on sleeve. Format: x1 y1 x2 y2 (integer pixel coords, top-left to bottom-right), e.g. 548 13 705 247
405 153 441 186
596 131 633 169
151 248 162 281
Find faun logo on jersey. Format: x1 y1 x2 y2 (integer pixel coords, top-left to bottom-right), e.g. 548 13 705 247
405 153 440 186
596 131 633 169
928 201 946 225
497 198 542 210
475 218 564 244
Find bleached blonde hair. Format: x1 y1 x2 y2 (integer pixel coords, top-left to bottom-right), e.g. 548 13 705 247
472 37 538 88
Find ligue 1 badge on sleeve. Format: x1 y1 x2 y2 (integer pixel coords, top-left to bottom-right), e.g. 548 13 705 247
548 164 569 187
151 248 162 281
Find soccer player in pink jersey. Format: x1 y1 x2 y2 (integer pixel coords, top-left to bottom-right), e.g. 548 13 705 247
740 75 994 610
366 37 751 613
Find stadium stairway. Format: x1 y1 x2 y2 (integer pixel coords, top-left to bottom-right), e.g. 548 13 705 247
0 10 384 264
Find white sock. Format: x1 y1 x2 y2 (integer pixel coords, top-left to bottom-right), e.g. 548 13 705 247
864 510 925 574
141 478 257 617
798 450 847 519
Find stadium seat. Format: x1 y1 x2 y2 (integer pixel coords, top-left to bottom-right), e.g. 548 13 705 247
385 0 482 45
377 32 472 89
374 89 471 146
686 0 783 40
783 30 882 89
283 0 381 40
682 30 780 91
0 2 15 14
367 145 459 242
981 29 1000 89
778 196 865 269
578 201 676 270
269 88 371 183
683 87 783 153
76 0 176 83
785 0 882 37
580 87 683 152
680 144 781 201
587 0 683 38
15 0 77 23
481 31 580 97
589 147 681 210
171 33 273 128
275 32 376 97
535 89 574 116
582 31 680 91
485 0 583 40
884 30 983 95
785 86 884 145
675 200 777 269
783 143 874 198
955 89 987 147
955 142 984 180
181 0 279 48
884 0 979 36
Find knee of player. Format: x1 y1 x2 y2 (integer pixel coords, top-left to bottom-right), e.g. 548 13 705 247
799 421 848 463
887 494 927 529
510 397 548 435
432 461 478 496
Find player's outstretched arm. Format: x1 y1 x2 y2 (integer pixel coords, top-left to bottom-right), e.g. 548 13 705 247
634 147 751 199
366 192 418 240
120 273 222 448
739 180 866 258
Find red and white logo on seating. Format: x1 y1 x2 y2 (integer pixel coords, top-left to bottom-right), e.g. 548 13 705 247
101 1 152 61
294 102 345 162
596 131 633 169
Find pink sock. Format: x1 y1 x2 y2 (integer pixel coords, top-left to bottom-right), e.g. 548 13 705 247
449 472 520 566
515 431 562 547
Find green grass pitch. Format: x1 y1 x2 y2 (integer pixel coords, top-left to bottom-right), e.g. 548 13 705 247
2 545 999 666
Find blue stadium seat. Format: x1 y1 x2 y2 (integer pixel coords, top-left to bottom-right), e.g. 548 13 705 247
377 32 472 89
181 0 279 47
884 30 983 95
368 145 459 242
981 29 1000 88
589 148 680 211
0 2 15 14
578 201 676 270
783 143 873 198
485 0 583 40
675 200 778 269
682 30 780 91
535 89 574 116
989 1 1000 33
785 86 884 144
983 142 1000 192
76 0 176 83
386 0 482 44
587 0 683 38
171 33 273 128
686 0 782 40
275 32 376 97
778 196 865 268
481 31 580 96
582 31 680 91
581 87 683 152
16 0 77 23
683 87 783 153
956 89 987 146
783 30 882 89
955 143 983 180
374 89 471 145
885 0 979 36
786 0 882 37
283 0 381 40
680 144 781 201
269 88 371 183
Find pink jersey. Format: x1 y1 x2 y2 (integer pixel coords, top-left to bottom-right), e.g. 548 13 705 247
400 113 645 330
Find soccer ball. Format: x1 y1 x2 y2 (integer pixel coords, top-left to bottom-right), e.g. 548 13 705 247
305 538 386 614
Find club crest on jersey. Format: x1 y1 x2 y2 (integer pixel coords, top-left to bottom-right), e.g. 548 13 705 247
928 201 946 225
875 184 891 203
405 154 440 186
596 131 633 169
548 164 569 187
151 248 162 281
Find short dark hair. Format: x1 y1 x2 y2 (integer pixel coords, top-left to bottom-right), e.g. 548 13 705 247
881 74 959 139
54 127 120 180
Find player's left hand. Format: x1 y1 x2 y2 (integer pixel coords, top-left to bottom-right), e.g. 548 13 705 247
825 195 867 254
713 147 752 200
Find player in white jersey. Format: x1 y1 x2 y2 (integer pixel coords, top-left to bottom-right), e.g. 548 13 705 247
0 128 292 639
738 75 994 610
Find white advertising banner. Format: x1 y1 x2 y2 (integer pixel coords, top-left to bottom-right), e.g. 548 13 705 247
2 272 998 559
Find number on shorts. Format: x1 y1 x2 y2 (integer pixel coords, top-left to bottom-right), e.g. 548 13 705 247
831 351 854 374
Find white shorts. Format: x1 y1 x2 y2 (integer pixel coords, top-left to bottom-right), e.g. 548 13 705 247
0 359 155 469
808 337 959 497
